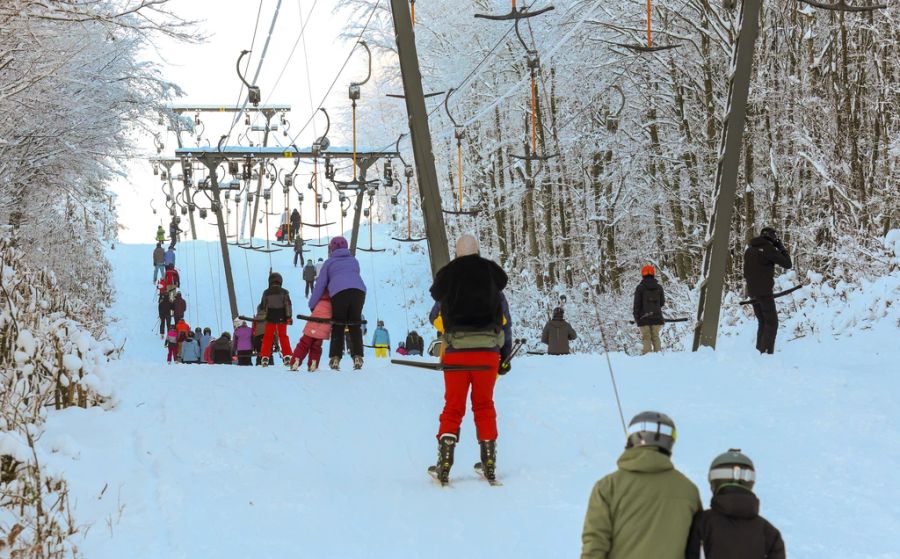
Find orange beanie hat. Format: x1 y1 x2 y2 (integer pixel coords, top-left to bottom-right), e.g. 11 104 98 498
641 265 655 277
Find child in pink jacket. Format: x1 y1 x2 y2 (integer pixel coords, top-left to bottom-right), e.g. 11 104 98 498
290 292 332 372
165 327 179 363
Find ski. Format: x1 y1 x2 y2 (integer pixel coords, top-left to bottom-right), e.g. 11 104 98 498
474 463 503 486
391 359 492 372
628 317 690 324
427 466 450 487
738 284 803 306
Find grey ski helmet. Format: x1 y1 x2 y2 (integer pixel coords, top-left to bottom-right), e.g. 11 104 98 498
625 411 677 455
708 448 756 493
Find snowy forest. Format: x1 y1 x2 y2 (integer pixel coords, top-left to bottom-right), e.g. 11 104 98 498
0 0 898 557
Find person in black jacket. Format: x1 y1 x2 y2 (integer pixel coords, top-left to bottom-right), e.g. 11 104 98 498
427 234 510 485
258 272 293 367
743 227 792 354
404 331 424 356
687 449 786 559
541 307 577 355
633 265 665 354
158 295 172 338
290 208 301 242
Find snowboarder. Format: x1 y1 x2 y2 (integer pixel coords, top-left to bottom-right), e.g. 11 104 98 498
581 411 701 558
158 295 173 338
210 332 233 364
289 292 332 372
302 259 317 297
371 320 390 358
633 265 665 354
153 242 166 283
541 307 577 355
743 227 793 354
309 236 367 371
427 234 511 485
405 331 424 356
687 449 786 559
396 342 409 356
172 292 186 323
293 235 304 267
180 331 201 364
290 209 301 242
164 245 176 267
155 225 166 243
258 272 293 367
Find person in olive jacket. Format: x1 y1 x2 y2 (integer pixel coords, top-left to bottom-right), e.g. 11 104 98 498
540 307 576 355
581 411 701 559
686 449 785 559
743 227 792 354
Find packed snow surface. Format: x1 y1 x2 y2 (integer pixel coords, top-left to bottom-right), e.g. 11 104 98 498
37 231 899 558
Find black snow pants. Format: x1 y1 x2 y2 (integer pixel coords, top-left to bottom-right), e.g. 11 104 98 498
329 288 366 359
305 280 314 297
159 313 172 335
752 295 779 354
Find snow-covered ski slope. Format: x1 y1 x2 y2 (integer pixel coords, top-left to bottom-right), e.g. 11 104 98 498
40 229 899 558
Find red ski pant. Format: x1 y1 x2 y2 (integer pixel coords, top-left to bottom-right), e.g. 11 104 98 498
261 323 291 359
167 345 178 362
437 350 501 441
291 335 323 365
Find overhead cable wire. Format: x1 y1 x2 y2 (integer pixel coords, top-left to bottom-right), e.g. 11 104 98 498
287 0 381 148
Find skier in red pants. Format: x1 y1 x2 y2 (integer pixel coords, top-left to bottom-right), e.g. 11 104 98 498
258 272 293 367
427 234 512 485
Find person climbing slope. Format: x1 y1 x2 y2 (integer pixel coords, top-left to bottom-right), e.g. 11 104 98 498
289 292 332 372
153 242 166 284
164 245 176 267
302 259 317 296
156 225 166 243
427 234 511 485
308 236 367 371
258 272 293 367
633 265 665 354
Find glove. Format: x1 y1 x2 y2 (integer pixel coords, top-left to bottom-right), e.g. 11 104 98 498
498 361 511 376
287 318 293 325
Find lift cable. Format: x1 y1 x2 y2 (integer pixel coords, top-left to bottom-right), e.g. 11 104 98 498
287 0 381 148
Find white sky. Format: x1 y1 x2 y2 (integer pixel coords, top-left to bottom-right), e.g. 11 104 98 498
114 0 372 243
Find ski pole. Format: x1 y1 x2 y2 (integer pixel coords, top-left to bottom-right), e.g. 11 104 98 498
738 284 803 306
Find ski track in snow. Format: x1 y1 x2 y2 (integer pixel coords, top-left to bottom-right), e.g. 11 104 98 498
37 231 900 558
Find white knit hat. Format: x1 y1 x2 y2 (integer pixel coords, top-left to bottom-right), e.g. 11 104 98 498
455 234 479 257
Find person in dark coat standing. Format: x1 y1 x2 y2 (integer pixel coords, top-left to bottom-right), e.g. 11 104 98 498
302 259 317 297
293 234 304 267
743 227 792 354
258 272 293 367
633 265 665 354
308 236 367 371
427 234 510 485
171 292 187 323
405 331 424 356
290 209 301 242
158 295 173 338
686 449 786 559
541 307 577 355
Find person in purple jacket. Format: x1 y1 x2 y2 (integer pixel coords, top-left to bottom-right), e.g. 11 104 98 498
232 318 255 366
308 236 367 371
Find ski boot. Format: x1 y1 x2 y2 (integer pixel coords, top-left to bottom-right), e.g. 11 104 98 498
308 359 318 373
352 355 364 370
289 357 300 371
329 357 341 371
475 440 497 482
428 433 457 486
260 356 270 367
282 355 292 367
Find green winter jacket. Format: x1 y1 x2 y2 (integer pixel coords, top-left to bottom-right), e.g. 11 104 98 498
581 447 701 559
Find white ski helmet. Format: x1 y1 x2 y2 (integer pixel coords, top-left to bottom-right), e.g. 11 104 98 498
625 411 677 455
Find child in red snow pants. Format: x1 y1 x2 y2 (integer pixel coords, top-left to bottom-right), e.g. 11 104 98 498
291 335 323 365
260 323 291 359
438 350 501 441
166 344 178 363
